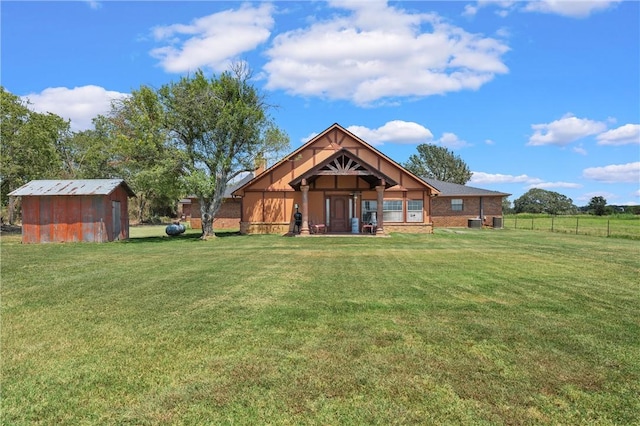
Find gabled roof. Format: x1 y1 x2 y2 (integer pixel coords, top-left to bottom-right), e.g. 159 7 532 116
182 173 254 202
289 148 397 190
225 173 254 197
233 123 439 195
422 178 510 197
9 179 136 197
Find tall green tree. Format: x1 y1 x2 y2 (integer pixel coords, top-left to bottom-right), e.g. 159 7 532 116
513 188 577 215
64 116 120 180
158 65 289 238
106 87 184 223
502 198 513 214
1 87 70 222
403 144 472 184
587 196 607 216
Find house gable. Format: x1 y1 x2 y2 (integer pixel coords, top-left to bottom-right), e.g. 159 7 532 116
233 123 438 196
289 149 398 190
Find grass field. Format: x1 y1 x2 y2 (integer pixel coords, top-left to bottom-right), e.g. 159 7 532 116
2 227 639 425
504 214 640 239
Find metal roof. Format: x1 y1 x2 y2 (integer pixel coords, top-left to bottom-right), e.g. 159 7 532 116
422 178 510 197
8 179 136 197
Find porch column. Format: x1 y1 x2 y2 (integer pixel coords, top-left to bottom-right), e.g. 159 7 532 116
376 182 385 235
300 180 310 235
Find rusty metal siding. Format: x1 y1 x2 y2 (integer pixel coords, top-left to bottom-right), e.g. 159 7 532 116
9 179 135 197
13 180 133 243
19 192 130 243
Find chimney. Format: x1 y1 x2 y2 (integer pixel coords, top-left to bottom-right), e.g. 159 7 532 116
255 155 267 175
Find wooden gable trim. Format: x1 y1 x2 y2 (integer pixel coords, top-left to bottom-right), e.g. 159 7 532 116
289 149 397 190
232 123 440 196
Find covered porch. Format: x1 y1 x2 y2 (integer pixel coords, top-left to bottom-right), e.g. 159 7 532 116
288 149 396 236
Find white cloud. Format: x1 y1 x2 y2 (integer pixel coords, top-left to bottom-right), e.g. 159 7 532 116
437 132 469 149
264 2 509 105
583 162 640 183
85 1 102 10
527 114 607 146
523 0 621 18
301 132 319 143
573 144 587 155
462 4 479 17
470 171 542 185
597 123 640 146
150 3 274 73
465 0 620 18
577 191 618 203
526 181 582 190
22 86 128 131
347 121 433 146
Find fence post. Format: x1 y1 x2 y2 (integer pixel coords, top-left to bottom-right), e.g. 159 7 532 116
515 216 517 229
576 217 579 235
607 219 610 237
551 216 554 232
531 217 534 230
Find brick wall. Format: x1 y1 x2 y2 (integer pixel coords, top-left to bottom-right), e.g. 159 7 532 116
384 223 433 234
432 196 504 228
188 198 241 230
240 222 290 234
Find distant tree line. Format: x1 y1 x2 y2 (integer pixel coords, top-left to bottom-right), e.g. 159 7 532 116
503 189 639 216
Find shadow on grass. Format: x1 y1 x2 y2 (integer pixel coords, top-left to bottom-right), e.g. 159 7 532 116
125 230 242 244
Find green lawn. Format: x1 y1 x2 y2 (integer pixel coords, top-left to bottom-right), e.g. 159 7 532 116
504 214 640 239
2 228 639 425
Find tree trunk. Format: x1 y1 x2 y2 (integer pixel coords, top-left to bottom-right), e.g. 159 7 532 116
7 196 17 225
137 196 146 225
199 189 225 240
201 213 215 239
198 173 230 240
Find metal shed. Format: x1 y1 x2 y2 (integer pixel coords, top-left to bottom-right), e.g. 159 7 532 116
9 179 136 243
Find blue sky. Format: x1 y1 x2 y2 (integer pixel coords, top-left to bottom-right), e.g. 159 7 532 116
2 0 639 206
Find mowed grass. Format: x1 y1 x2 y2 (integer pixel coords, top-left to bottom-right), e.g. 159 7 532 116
2 228 639 425
504 214 640 239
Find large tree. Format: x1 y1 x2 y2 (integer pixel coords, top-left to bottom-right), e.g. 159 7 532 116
513 188 577 215
403 144 472 184
158 65 289 238
106 87 185 223
1 87 71 223
587 196 607 216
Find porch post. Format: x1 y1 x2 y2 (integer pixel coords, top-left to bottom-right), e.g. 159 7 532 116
376 181 385 235
300 180 310 235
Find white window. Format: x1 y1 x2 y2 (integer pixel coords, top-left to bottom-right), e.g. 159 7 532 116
451 199 463 211
361 200 377 224
407 200 423 222
383 200 403 222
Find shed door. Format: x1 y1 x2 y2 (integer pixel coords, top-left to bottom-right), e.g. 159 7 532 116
112 201 121 240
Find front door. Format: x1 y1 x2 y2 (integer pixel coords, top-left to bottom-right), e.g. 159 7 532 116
330 196 350 232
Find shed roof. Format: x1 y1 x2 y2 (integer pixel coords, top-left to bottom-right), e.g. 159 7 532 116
9 179 136 197
422 178 510 197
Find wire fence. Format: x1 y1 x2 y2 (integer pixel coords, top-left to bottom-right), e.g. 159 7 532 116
503 215 640 239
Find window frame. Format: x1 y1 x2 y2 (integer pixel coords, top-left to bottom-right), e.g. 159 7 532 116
451 198 464 212
383 199 403 223
361 200 378 224
406 199 424 222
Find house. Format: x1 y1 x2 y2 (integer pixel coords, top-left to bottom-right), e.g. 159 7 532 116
179 173 255 231
8 179 135 243
423 178 509 228
229 123 503 235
